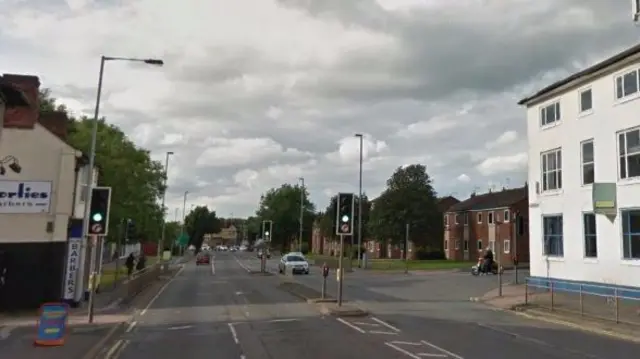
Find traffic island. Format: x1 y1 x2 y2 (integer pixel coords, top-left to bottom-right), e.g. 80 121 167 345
318 302 369 317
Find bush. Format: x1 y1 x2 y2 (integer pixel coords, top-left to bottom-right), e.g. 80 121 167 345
414 247 445 260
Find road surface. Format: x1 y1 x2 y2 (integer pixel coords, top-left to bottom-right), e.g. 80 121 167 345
107 251 414 359
230 251 640 359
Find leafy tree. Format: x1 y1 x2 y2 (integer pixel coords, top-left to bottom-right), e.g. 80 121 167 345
184 206 222 248
245 216 262 243
38 89 166 243
255 184 316 252
368 164 440 250
163 221 182 248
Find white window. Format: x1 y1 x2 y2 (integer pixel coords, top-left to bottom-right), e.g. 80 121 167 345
503 210 510 222
477 213 483 223
618 128 640 180
583 213 597 258
543 215 564 257
454 240 460 250
444 240 448 251
477 239 483 251
455 214 460 225
488 212 494 224
615 69 639 100
503 239 511 253
464 213 468 226
579 88 592 113
541 148 562 191
581 140 594 185
540 102 560 126
463 240 469 252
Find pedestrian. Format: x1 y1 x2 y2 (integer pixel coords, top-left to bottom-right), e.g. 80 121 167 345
136 253 146 271
125 253 135 278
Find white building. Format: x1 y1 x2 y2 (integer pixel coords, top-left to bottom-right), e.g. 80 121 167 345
0 74 97 309
519 44 640 292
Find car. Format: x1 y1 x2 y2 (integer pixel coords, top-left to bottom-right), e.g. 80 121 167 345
278 253 309 275
196 254 210 265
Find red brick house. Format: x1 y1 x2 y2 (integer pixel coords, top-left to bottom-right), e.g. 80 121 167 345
444 186 529 265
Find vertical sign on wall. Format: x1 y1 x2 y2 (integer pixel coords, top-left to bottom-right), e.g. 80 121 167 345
63 238 81 301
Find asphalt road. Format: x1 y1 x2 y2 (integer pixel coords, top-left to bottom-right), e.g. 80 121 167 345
233 251 640 359
108 251 415 359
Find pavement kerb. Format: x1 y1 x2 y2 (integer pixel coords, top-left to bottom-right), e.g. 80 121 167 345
80 321 126 359
514 309 640 344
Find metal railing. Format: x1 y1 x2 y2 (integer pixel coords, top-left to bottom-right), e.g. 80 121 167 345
525 278 640 325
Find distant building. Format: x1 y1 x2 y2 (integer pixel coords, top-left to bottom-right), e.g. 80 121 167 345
444 187 529 265
211 225 238 246
519 42 640 289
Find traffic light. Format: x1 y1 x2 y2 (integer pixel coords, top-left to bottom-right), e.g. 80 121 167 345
335 192 354 236
124 219 135 241
262 220 273 241
87 187 112 236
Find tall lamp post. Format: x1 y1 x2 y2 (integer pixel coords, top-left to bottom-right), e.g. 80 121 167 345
180 191 189 241
81 56 163 319
158 151 174 261
355 133 364 267
298 177 305 251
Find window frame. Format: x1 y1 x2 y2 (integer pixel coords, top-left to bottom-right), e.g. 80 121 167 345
464 213 469 226
541 148 562 192
444 240 448 251
621 209 640 260
618 127 640 180
583 212 597 258
444 215 448 227
542 215 564 257
463 239 469 252
578 88 593 114
477 212 483 224
615 68 640 101
488 212 494 225
454 214 460 225
503 239 510 254
454 240 460 250
581 139 595 186
503 210 510 222
539 101 561 127
477 239 483 251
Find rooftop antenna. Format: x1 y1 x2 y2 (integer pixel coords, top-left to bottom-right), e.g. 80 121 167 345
634 0 640 23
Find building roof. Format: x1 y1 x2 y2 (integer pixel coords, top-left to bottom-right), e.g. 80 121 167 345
437 196 459 211
518 42 640 106
447 186 527 212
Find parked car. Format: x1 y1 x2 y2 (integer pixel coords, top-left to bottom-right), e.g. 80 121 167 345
278 253 309 275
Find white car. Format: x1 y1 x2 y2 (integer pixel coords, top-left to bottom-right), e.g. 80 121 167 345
278 253 310 275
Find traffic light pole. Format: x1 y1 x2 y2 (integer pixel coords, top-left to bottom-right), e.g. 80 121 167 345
337 234 345 307
87 235 98 323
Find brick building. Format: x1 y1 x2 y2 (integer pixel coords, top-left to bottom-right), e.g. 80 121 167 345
444 186 529 265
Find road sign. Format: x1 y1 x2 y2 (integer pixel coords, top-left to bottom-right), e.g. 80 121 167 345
340 224 349 233
90 224 102 233
177 233 189 245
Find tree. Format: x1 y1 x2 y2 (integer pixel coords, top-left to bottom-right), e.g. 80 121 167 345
184 206 222 249
38 88 167 244
368 164 441 251
163 221 182 248
255 184 316 252
245 216 262 243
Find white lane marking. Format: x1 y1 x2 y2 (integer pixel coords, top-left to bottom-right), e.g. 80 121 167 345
371 317 401 332
268 318 299 323
385 342 422 359
228 322 239 344
417 353 447 357
105 340 123 359
392 341 422 346
353 321 381 326
140 265 185 316
421 340 464 359
211 257 216 275
0 326 14 340
167 325 193 331
234 256 252 273
125 321 137 333
336 317 366 333
369 330 398 335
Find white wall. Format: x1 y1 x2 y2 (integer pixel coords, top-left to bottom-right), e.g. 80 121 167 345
527 61 640 287
72 164 98 219
0 124 78 243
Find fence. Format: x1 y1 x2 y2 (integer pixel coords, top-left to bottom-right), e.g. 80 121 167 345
525 277 640 325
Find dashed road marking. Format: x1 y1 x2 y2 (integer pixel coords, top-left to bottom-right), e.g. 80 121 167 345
371 317 401 332
167 325 193 331
125 321 137 333
385 340 464 359
228 322 239 344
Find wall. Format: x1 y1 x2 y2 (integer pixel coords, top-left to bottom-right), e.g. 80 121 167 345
527 60 640 287
72 164 99 219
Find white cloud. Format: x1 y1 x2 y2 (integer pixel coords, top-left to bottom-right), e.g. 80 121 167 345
485 130 519 149
476 153 528 176
457 174 471 183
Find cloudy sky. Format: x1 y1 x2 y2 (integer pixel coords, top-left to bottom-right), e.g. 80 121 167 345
1 0 638 217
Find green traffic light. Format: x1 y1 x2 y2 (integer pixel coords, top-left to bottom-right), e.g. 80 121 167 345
92 213 103 222
341 215 349 223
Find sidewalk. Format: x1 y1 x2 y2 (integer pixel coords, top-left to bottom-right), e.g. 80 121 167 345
476 284 640 342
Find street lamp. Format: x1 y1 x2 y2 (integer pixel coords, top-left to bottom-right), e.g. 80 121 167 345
83 55 163 323
355 133 364 267
158 151 174 261
299 177 305 251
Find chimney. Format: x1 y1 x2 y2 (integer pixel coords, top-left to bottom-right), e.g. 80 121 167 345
38 111 69 140
2 74 40 129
